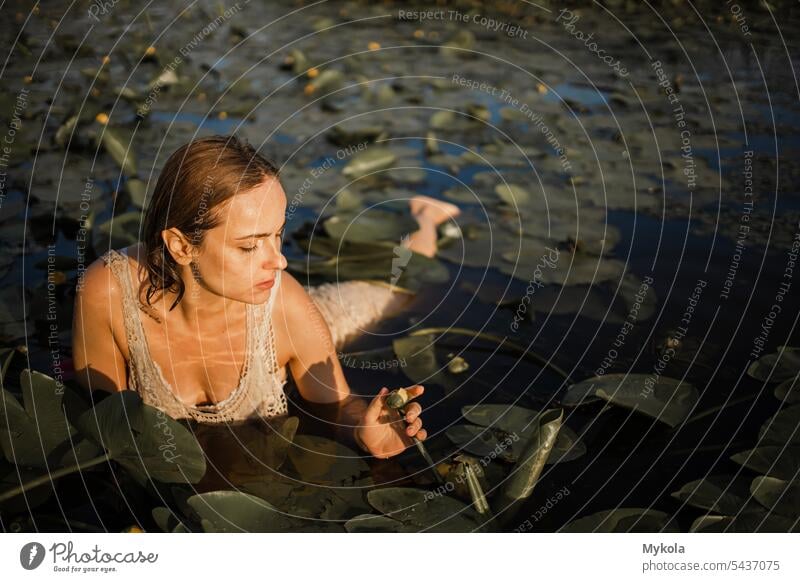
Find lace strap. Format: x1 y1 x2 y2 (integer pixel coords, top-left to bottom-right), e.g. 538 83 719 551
100 249 149 365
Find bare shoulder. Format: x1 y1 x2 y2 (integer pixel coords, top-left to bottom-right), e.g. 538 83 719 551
74 248 129 358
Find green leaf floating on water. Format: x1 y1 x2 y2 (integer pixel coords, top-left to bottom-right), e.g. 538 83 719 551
452 404 586 464
75 390 206 486
758 403 800 446
366 487 485 532
670 475 753 514
750 476 800 519
731 446 800 481
501 408 564 501
344 513 407 532
747 346 800 383
341 146 396 179
775 375 800 404
188 490 301 533
690 510 799 533
0 369 101 469
563 508 679 533
323 209 419 244
96 126 137 176
562 373 699 428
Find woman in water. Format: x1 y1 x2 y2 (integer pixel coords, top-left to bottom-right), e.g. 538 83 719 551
71 135 461 459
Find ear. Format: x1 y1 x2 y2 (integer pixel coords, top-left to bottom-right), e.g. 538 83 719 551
162 228 194 265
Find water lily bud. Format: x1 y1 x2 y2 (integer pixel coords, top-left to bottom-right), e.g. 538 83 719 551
386 388 409 409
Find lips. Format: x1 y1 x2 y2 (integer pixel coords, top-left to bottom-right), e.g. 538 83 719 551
256 279 275 288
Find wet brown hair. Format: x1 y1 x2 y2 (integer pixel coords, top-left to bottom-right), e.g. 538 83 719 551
141 134 280 311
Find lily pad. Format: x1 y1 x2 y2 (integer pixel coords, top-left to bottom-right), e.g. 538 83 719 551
690 510 798 533
366 487 484 532
562 508 679 532
775 375 800 404
730 446 800 481
747 347 800 383
75 390 206 486
341 147 396 179
188 490 299 533
758 404 800 447
750 476 800 518
0 370 101 469
451 405 586 464
670 475 752 514
344 513 408 532
97 127 137 176
561 373 699 428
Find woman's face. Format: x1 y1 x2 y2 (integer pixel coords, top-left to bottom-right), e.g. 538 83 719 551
189 176 289 304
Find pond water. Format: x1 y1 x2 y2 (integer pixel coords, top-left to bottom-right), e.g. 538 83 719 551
1 0 799 532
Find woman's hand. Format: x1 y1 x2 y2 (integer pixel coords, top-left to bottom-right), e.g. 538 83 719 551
354 385 427 459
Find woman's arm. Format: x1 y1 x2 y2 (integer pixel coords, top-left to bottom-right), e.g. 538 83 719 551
72 257 129 395
277 272 426 458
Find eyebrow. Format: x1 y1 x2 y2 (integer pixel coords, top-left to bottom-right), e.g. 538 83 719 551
233 219 287 240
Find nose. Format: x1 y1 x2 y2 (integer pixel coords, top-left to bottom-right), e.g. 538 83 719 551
262 238 288 271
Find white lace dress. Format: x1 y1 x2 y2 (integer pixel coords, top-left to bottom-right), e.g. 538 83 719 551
100 248 407 424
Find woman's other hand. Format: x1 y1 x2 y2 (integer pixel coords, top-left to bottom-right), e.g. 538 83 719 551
355 385 427 459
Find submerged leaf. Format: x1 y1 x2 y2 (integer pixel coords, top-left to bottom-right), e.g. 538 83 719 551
76 391 206 486
393 335 458 395
287 435 368 485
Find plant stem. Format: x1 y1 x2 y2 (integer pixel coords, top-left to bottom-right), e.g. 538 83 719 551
409 327 571 381
0 453 112 504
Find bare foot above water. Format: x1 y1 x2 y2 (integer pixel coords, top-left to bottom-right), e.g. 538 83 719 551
409 195 461 226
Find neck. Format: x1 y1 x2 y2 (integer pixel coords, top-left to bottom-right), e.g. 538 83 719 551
153 267 245 326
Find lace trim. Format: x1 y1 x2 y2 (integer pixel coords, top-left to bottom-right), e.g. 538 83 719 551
105 248 260 422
